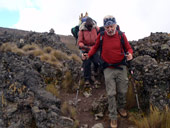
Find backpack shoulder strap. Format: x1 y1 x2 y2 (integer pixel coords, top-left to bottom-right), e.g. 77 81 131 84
118 30 126 54
99 31 105 56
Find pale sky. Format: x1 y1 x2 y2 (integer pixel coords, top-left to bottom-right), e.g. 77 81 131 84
0 0 170 41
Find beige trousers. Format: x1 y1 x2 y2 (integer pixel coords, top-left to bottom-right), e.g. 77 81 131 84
104 65 128 119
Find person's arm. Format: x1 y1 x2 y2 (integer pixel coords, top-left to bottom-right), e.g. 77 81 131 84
87 34 101 58
77 30 84 48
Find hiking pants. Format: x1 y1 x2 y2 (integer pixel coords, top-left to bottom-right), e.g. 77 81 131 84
83 53 99 82
103 65 128 120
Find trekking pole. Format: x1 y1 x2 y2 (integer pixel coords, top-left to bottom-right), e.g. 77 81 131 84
75 86 79 106
127 60 141 111
74 75 82 107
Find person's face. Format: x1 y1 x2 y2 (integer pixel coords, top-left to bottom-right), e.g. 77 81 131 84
105 24 116 36
86 24 92 31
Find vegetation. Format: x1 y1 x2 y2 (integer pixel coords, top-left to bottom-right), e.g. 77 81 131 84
46 84 59 97
61 101 79 128
129 105 170 128
0 43 81 68
61 101 76 118
62 71 77 92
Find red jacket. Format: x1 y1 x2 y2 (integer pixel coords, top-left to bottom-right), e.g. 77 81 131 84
88 31 133 64
78 22 99 52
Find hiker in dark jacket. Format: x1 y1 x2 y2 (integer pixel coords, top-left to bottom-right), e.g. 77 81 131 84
86 15 133 128
78 17 100 87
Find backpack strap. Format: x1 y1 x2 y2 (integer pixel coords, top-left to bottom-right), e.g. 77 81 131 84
99 31 105 57
95 27 98 34
118 30 127 54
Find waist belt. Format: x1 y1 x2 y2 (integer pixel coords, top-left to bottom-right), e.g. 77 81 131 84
99 57 127 70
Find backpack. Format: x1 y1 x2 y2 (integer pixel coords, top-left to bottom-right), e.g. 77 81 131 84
98 28 128 70
71 25 79 45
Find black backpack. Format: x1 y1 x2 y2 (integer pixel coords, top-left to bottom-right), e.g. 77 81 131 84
71 25 79 45
98 28 128 70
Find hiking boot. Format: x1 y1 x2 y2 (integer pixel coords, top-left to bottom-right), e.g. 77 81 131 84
94 80 101 85
83 87 92 98
84 80 90 88
110 119 117 128
83 90 92 98
93 80 101 89
117 108 128 118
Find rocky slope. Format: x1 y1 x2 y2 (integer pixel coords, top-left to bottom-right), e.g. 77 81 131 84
130 32 170 110
0 27 82 128
0 27 170 127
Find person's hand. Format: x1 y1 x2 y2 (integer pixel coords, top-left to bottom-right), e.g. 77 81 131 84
79 43 84 48
84 53 89 59
81 53 89 60
126 52 133 61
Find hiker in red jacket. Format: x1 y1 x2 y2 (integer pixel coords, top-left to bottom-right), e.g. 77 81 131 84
78 17 100 87
86 15 133 128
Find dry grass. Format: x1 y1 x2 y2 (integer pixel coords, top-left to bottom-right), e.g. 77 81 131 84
29 48 44 56
62 71 75 92
50 55 58 62
52 50 69 61
45 84 59 97
0 42 81 69
22 44 39 52
12 48 25 56
69 54 82 63
1 92 7 106
39 53 61 67
0 43 16 52
126 76 144 109
43 46 53 54
73 120 80 128
129 105 170 128
61 101 77 119
39 53 50 61
8 82 27 95
126 81 136 109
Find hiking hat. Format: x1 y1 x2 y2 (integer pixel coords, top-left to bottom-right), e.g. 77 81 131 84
81 17 88 23
103 15 116 27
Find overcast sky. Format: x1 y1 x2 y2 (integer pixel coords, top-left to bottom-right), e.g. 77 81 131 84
0 0 170 41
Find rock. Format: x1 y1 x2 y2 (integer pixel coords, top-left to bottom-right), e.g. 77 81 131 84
92 123 104 128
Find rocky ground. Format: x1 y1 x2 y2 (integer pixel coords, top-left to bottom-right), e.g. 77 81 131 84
59 83 136 128
0 27 169 128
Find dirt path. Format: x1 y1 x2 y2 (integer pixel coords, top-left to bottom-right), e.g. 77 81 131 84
60 84 136 128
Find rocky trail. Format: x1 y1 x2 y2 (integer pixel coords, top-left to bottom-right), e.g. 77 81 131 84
60 83 136 128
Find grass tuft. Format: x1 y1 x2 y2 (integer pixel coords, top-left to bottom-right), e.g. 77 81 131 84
69 54 82 63
52 50 69 61
22 44 39 52
61 101 77 119
129 105 170 128
62 71 75 92
0 43 15 52
43 46 53 54
46 84 59 97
